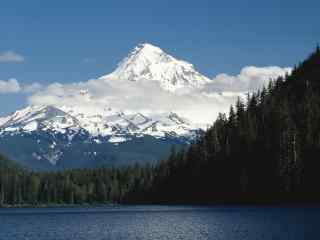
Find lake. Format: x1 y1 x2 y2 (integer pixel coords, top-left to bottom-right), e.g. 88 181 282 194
0 205 318 240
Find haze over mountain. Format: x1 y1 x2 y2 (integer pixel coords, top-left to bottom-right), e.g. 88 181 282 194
27 43 291 124
1 43 209 136
0 43 209 170
0 43 291 170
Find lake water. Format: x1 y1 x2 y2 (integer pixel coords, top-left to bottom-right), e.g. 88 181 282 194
0 205 318 240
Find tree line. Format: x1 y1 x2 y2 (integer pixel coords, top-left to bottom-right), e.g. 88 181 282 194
1 47 320 205
128 46 320 203
0 153 154 205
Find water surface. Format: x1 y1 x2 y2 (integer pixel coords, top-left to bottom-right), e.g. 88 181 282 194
0 205 318 240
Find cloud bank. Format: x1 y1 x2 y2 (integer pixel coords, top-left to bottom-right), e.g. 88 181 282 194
0 79 21 93
0 79 43 94
27 66 291 124
22 82 44 93
206 66 292 93
0 51 24 63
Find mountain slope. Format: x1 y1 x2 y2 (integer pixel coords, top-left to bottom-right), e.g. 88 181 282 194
0 105 198 140
0 153 23 171
0 43 209 170
100 43 210 92
0 105 199 170
123 47 320 204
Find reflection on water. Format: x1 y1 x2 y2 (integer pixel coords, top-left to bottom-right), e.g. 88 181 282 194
0 205 318 240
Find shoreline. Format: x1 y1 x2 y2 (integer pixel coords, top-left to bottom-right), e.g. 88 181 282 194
1 201 320 209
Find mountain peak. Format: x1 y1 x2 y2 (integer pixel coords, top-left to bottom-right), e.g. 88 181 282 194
134 42 164 55
0 105 80 132
101 43 210 92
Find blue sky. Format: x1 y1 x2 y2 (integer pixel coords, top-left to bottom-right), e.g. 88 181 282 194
0 0 319 116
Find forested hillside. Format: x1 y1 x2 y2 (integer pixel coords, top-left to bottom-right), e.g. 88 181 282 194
0 163 152 206
0 47 320 206
127 47 320 203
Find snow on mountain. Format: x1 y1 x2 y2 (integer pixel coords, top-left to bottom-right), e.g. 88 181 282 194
0 43 206 140
0 43 209 169
100 43 210 92
0 105 80 134
0 105 198 142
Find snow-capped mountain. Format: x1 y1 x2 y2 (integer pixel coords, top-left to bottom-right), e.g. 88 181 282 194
0 43 207 170
0 105 80 133
0 105 200 170
100 43 210 92
0 105 197 141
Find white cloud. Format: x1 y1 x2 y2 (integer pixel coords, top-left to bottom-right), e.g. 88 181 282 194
0 79 21 93
22 82 44 93
206 66 292 93
28 66 291 124
0 51 24 63
0 79 44 94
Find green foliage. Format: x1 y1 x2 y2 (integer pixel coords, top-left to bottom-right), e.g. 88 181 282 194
0 160 155 205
